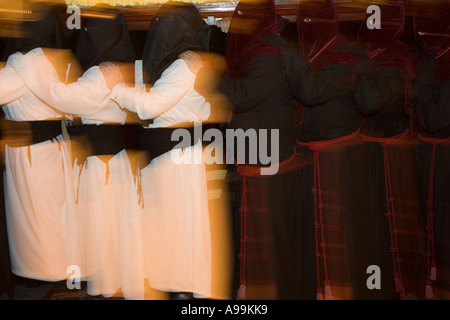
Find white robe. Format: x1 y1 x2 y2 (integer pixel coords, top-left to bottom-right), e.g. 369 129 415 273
11 48 142 299
1 52 80 282
112 59 212 298
0 60 27 105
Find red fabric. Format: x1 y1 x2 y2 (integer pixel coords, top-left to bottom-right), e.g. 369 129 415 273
235 150 300 299
294 0 355 127
357 1 411 82
434 50 450 83
357 0 405 57
375 42 416 132
297 130 360 299
357 1 415 131
418 134 450 299
362 130 411 300
413 0 450 83
297 0 354 69
225 0 280 78
413 0 450 56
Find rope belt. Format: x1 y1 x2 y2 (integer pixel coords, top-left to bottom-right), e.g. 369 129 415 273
234 148 300 299
361 129 410 300
297 129 360 300
418 133 450 299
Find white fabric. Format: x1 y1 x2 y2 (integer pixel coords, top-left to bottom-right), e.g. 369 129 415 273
3 52 64 121
112 59 210 128
3 52 80 282
4 135 80 281
0 56 27 105
11 48 144 299
76 150 144 299
135 60 144 89
10 48 127 125
112 58 212 298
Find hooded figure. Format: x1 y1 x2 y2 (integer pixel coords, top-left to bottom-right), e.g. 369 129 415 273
133 1 211 162
356 0 414 136
74 9 135 72
143 1 210 85
70 9 146 300
296 0 351 65
109 1 214 299
1 3 80 289
289 0 361 141
210 0 301 300
224 0 280 78
71 9 135 160
412 0 450 300
353 0 427 300
263 0 376 300
0 3 57 300
1 2 63 61
8 6 146 299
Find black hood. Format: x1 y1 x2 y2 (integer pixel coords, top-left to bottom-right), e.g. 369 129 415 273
2 3 64 61
74 8 135 71
143 1 210 85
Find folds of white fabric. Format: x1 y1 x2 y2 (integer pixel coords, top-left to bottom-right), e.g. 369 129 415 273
75 149 145 300
4 135 80 282
140 141 212 299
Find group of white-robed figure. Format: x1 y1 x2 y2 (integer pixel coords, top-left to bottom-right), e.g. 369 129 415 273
0 35 217 300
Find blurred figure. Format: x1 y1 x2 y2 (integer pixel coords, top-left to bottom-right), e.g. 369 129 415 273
0 3 80 288
68 8 142 300
263 0 373 299
354 0 427 300
10 6 144 299
104 1 213 300
412 0 450 300
0 32 29 301
201 0 301 300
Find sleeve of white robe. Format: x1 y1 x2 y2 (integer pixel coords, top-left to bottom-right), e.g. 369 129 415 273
0 54 27 105
111 59 196 120
10 47 114 117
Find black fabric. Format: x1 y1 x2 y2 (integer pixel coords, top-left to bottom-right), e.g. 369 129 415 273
138 1 210 165
218 39 299 299
70 8 136 165
412 41 450 296
361 139 427 300
120 124 141 151
263 34 363 141
74 9 135 71
228 155 301 300
351 4 424 299
219 54 296 164
1 3 64 60
263 28 390 300
291 50 361 141
79 124 125 157
142 0 210 85
412 54 450 138
139 124 197 164
355 67 410 138
416 140 450 295
294 138 377 300
3 120 62 148
29 121 63 145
